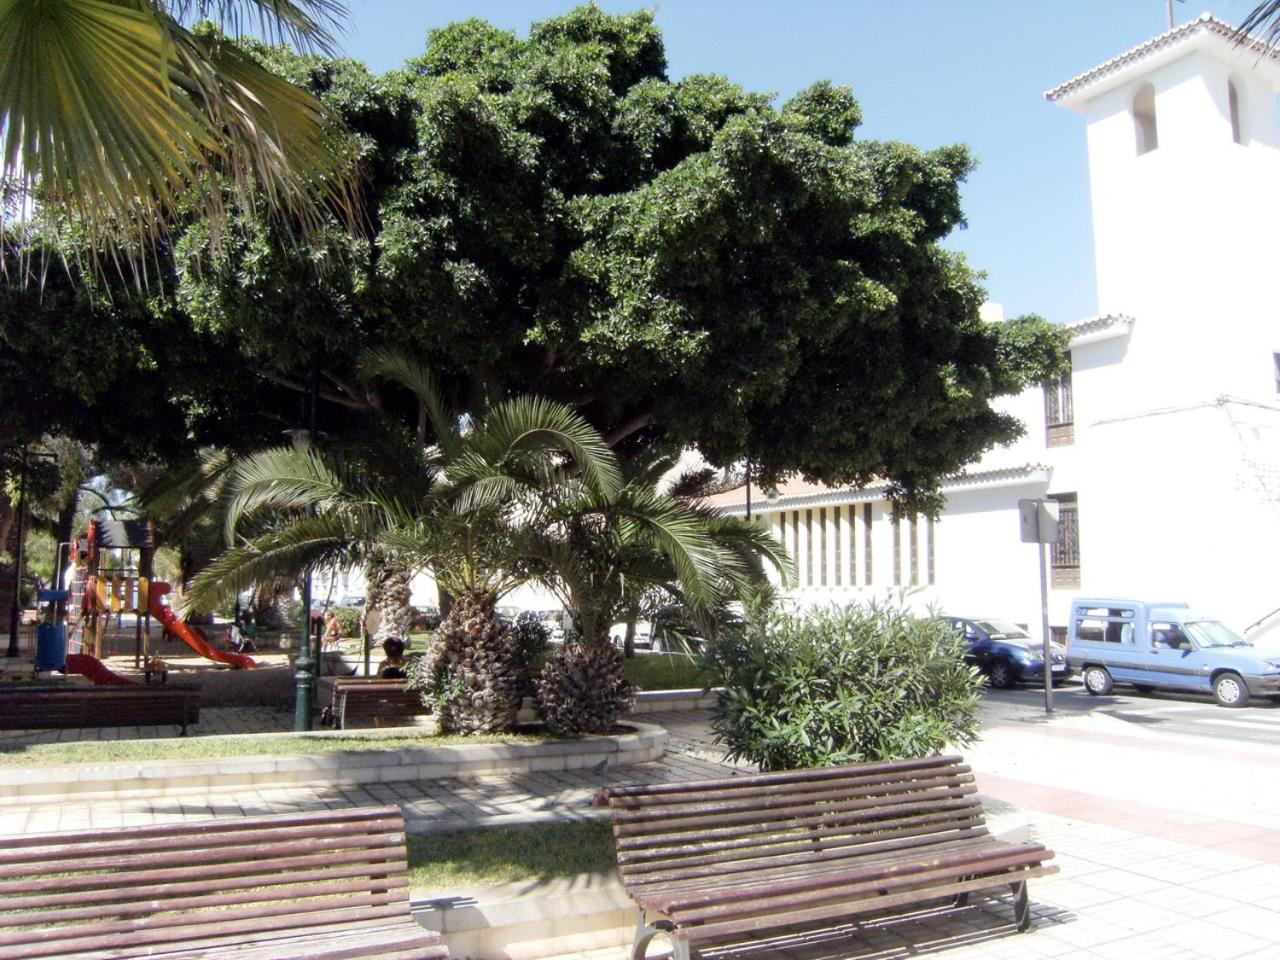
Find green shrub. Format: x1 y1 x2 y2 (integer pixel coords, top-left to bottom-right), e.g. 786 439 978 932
702 601 982 771
512 612 550 696
330 606 361 638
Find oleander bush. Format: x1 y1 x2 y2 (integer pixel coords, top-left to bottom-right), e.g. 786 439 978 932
703 601 982 771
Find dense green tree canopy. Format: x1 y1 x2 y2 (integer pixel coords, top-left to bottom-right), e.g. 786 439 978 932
5 6 1067 506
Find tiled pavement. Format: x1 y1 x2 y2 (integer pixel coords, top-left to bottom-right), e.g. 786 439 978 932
5 703 1280 958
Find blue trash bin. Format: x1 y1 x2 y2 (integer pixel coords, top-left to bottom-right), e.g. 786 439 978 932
35 623 67 672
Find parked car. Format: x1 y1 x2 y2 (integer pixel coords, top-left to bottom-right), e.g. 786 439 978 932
533 610 566 643
337 595 365 608
944 617 1070 689
609 621 653 650
1067 598 1280 708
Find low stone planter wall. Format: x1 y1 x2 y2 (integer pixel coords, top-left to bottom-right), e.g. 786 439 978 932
413 872 635 960
628 687 720 714
0 721 668 804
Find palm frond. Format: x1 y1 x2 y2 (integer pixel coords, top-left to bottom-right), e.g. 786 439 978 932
221 444 359 539
0 0 359 272
170 0 344 52
474 396 622 500
358 346 460 458
180 510 363 614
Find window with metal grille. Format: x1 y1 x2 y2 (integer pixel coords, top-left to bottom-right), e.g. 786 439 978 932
863 503 873 585
805 509 813 587
1043 364 1074 446
927 516 936 585
1049 494 1080 589
892 516 901 586
832 506 842 587
817 508 827 587
1274 352 1280 394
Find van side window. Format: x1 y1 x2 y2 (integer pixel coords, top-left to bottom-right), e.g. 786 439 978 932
1076 617 1110 642
1151 622 1190 650
1076 613 1135 643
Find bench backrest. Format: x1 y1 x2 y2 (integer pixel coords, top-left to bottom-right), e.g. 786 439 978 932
604 755 987 893
0 805 411 960
0 685 200 730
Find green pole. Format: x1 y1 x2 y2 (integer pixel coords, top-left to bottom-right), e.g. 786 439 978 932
292 369 319 731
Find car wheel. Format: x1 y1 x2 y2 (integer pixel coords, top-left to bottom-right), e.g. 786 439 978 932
1132 684 1155 694
1083 665 1113 696
1213 672 1249 708
986 660 1016 689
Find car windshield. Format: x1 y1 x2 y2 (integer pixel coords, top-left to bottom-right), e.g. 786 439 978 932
977 619 1030 639
1184 620 1250 649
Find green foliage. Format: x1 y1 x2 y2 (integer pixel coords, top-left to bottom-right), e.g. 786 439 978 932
703 602 983 771
163 6 1066 509
329 606 361 638
512 611 550 696
622 653 710 692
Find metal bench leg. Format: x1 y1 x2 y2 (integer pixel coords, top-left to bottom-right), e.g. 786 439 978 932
1011 880 1030 932
632 908 691 960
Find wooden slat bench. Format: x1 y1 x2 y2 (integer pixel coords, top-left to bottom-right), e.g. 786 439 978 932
0 805 448 960
0 684 201 735
320 678 426 730
601 754 1057 960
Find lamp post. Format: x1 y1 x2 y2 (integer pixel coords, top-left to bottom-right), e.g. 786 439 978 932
291 369 320 731
5 448 30 658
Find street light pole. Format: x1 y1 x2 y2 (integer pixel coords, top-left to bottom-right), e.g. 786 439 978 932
292 369 320 731
5 447 29 658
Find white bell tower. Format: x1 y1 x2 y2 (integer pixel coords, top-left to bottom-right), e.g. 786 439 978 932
1046 14 1280 406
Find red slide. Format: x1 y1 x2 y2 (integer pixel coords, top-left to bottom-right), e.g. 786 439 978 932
65 653 137 686
149 583 257 669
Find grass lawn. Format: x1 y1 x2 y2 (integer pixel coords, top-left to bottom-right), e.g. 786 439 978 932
622 653 712 691
0 729 551 766
407 820 617 891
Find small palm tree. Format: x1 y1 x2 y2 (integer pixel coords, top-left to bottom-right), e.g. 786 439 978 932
521 453 790 734
0 0 359 263
182 349 621 732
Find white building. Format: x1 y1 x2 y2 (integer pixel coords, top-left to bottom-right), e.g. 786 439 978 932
709 15 1280 644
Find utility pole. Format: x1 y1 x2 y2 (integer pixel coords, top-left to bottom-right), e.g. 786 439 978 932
5 448 29 658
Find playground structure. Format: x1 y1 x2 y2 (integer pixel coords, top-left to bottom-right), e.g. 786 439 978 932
69 520 255 671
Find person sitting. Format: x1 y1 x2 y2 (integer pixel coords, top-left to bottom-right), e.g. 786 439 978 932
322 610 345 651
377 637 408 679
227 618 257 654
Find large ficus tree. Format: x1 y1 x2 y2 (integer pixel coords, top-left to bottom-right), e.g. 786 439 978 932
172 6 1067 508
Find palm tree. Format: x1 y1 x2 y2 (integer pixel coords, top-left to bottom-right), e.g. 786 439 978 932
1239 2 1280 44
182 349 621 732
0 0 358 263
520 453 790 734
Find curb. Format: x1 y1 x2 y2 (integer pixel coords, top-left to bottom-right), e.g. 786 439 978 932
0 722 669 804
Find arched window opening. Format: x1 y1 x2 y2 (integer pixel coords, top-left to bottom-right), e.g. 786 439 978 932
1133 83 1158 155
1228 78 1245 144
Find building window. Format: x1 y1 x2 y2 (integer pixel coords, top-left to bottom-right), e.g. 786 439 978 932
1273 352 1280 394
892 516 901 586
1050 494 1080 589
1044 364 1074 447
817 508 827 587
1228 78 1244 144
805 509 813 588
908 516 919 586
1133 83 1158 155
863 503 873 586
832 506 842 587
927 516 936 586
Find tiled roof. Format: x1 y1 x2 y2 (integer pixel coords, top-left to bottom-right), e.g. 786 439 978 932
1064 313 1135 340
1045 14 1280 103
706 464 1050 514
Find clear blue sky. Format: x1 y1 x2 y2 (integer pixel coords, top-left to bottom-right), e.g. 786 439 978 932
337 1 1258 324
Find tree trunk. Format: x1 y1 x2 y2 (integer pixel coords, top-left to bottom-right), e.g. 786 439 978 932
249 576 294 629
366 560 414 640
623 609 637 659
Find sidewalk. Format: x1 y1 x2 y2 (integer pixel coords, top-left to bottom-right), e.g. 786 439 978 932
3 705 1279 958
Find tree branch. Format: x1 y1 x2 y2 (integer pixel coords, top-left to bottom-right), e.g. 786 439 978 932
603 413 656 448
261 371 369 411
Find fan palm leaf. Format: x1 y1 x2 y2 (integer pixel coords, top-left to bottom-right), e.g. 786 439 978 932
0 0 358 268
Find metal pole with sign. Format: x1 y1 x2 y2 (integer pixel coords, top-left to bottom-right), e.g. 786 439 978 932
1019 498 1060 714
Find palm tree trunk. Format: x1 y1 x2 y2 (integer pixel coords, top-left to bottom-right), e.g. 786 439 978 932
366 560 414 640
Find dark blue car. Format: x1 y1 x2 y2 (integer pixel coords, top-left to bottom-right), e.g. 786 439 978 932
945 617 1071 689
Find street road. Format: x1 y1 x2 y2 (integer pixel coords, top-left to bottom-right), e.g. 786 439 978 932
981 681 1280 748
